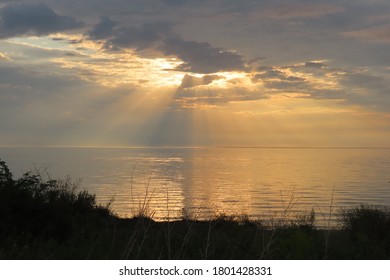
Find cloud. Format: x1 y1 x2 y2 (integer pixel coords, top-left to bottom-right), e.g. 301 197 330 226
160 37 246 73
0 63 87 95
342 72 386 87
135 61 327 109
161 0 201 6
253 2 344 20
0 51 9 60
86 16 118 40
0 40 85 64
304 61 327 68
344 25 390 43
252 69 285 80
0 2 84 39
0 59 133 146
87 18 246 73
337 71 390 111
162 60 355 109
173 73 267 108
51 36 83 45
1 0 390 147
102 21 172 51
248 63 351 102
252 68 307 85
205 1 344 22
173 86 267 109
178 74 223 89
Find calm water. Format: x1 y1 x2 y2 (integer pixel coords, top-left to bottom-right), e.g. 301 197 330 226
1 147 390 227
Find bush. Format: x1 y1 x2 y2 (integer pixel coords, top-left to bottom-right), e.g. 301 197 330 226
0 158 110 242
0 159 13 185
339 205 390 241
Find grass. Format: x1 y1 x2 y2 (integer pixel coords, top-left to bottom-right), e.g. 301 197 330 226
1 158 390 259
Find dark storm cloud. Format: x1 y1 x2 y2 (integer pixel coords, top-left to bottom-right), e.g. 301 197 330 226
87 18 246 73
0 2 84 39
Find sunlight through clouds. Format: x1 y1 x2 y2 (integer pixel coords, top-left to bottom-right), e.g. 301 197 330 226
1 0 390 147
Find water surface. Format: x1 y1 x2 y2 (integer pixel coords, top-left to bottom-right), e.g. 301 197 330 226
1 147 390 227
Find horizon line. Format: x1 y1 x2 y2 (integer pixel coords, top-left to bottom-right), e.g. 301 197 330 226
1 145 390 149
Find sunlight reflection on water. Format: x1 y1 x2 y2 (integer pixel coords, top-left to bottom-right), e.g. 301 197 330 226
1 147 390 227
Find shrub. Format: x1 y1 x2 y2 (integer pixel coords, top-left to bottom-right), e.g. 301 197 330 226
0 158 110 242
0 159 13 185
339 205 390 241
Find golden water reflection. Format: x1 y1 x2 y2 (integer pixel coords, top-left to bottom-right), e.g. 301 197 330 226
92 148 390 228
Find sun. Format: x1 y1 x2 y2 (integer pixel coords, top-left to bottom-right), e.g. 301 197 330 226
149 57 185 87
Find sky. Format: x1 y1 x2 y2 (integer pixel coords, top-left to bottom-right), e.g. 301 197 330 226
0 0 389 147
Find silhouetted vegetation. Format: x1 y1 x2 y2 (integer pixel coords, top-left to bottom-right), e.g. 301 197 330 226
1 158 390 259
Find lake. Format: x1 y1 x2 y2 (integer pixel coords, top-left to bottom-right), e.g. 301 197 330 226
1 147 390 227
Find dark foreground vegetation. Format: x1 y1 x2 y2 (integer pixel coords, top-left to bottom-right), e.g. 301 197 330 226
1 159 390 259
